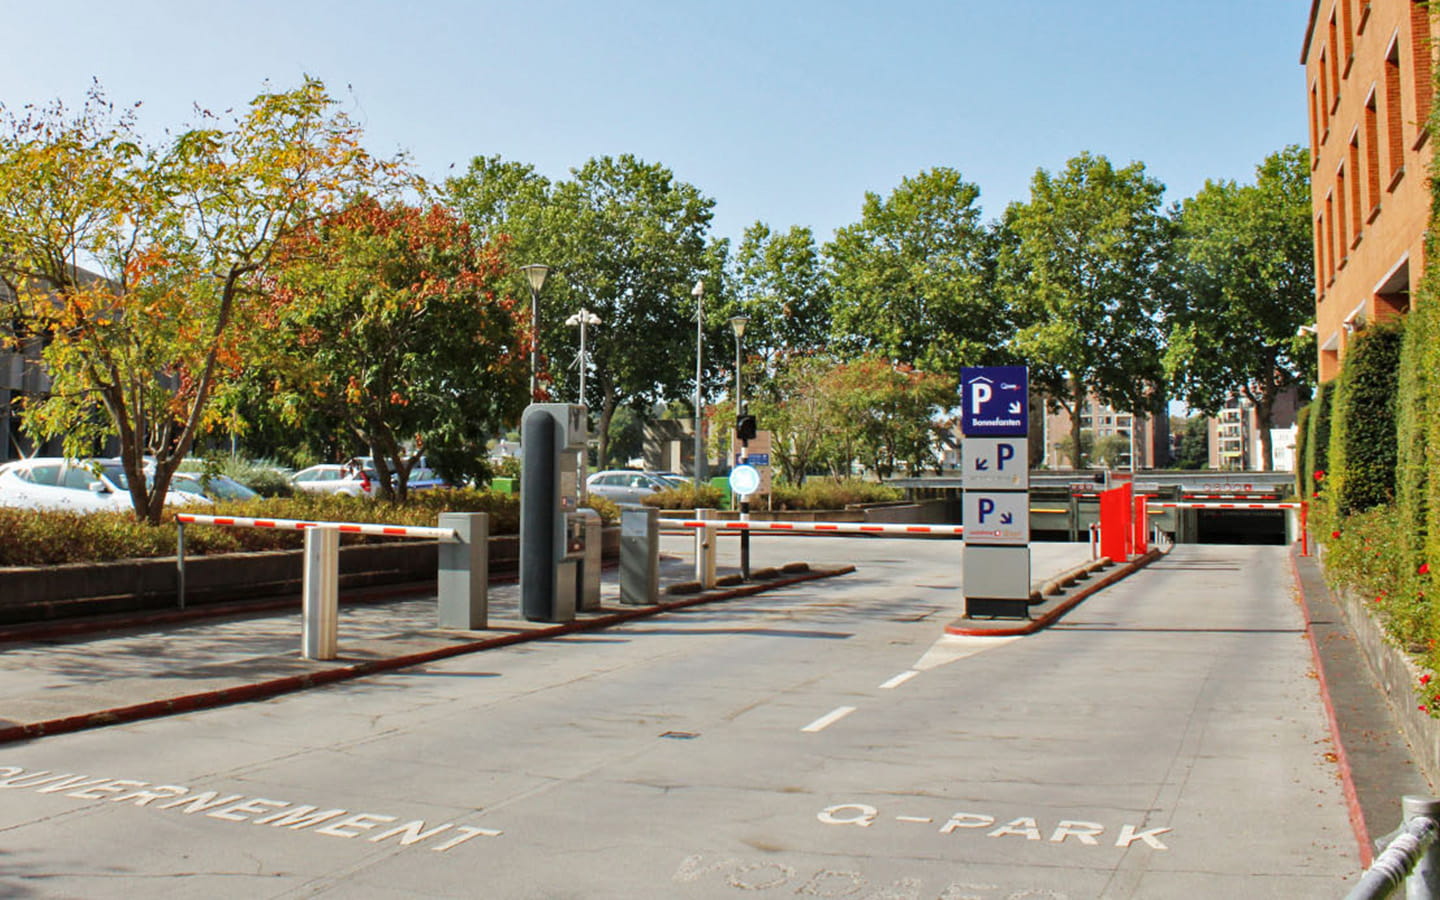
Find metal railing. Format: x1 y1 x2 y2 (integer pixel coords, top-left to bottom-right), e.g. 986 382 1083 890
1346 796 1440 899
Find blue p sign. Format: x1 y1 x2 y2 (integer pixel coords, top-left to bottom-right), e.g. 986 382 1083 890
997 442 1015 471
978 497 996 522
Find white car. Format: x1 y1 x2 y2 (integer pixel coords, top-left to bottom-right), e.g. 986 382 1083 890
585 470 675 505
291 463 377 498
0 457 210 513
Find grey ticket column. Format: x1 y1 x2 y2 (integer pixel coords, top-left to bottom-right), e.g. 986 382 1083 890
620 507 659 605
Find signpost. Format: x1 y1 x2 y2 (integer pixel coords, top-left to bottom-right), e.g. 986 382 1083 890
961 366 1031 618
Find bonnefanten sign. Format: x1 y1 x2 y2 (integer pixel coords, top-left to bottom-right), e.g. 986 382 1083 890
960 366 1028 437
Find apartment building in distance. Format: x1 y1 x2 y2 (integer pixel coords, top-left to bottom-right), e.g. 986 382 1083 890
1040 397 1169 470
1303 0 1436 381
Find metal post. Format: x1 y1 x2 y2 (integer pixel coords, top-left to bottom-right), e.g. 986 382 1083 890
621 506 660 605
302 527 340 661
694 508 716 589
1300 500 1310 557
176 521 186 610
693 280 706 489
438 512 489 630
1407 796 1440 899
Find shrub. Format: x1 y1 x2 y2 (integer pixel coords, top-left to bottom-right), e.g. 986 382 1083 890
1305 381 1334 501
1293 403 1311 499
643 483 726 510
1327 318 1404 517
771 478 903 510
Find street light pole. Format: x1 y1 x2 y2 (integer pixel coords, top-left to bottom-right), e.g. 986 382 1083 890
565 308 601 408
692 280 705 490
730 314 750 579
520 264 551 401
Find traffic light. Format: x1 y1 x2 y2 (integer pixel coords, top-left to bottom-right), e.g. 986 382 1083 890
736 414 757 441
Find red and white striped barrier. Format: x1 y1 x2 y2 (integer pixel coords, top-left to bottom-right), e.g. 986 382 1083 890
677 519 965 537
175 513 458 542
1146 502 1304 510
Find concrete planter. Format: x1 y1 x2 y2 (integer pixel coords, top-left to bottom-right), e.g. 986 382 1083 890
0 527 618 627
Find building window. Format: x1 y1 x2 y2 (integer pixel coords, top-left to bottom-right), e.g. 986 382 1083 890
1311 85 1322 161
1342 0 1355 70
1335 166 1348 261
1348 135 1363 245
1330 13 1342 110
1326 194 1337 282
1365 91 1381 215
1315 214 1327 294
1411 0 1433 141
1321 47 1332 136
1386 38 1405 188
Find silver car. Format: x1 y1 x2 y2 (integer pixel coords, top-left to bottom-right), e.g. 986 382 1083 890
0 458 209 513
584 470 675 505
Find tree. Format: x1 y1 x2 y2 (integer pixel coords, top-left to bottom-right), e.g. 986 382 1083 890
0 79 395 523
1163 146 1315 471
822 356 956 480
825 168 1003 373
729 222 831 374
1171 416 1210 469
1001 152 1172 467
261 199 526 499
447 154 719 466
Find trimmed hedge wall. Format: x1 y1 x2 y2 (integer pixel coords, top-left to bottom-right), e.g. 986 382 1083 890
1397 297 1439 577
1305 381 1334 501
1294 403 1311 499
1327 318 1404 516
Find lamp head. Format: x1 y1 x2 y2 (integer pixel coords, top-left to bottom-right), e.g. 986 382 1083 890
521 264 552 294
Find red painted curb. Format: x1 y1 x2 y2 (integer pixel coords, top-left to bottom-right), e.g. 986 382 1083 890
0 565 854 746
1289 545 1372 868
944 550 1163 637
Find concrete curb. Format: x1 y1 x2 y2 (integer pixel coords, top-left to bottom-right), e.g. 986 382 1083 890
944 547 1166 637
0 565 855 746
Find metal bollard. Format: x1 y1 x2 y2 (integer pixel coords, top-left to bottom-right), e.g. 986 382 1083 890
176 521 187 610
438 512 488 630
302 526 340 661
694 508 716 590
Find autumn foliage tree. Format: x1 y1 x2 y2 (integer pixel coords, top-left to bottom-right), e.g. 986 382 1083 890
262 199 526 499
0 79 398 523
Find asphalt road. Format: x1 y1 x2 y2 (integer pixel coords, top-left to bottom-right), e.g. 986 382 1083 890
0 540 1356 898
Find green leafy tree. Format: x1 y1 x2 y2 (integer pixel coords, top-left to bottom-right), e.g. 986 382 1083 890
0 79 395 524
730 222 831 373
262 199 526 500
1163 146 1315 471
1001 152 1172 464
824 356 957 479
1172 415 1210 469
1094 434 1132 469
826 168 1003 372
447 154 719 466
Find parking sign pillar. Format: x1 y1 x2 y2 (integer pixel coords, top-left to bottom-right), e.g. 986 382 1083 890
960 366 1032 619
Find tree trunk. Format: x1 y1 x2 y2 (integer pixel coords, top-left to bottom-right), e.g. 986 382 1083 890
1255 394 1275 472
1070 379 1086 470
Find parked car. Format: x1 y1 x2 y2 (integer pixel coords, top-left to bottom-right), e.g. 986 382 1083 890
0 457 210 513
585 469 675 505
290 463 377 498
169 471 260 502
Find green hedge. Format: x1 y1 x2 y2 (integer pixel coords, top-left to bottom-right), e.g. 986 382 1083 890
1398 297 1439 581
1327 318 1404 516
1294 403 1312 499
1305 381 1334 501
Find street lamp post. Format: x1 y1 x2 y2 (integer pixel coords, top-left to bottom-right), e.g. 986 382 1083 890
564 308 602 407
692 280 706 490
520 264 551 401
730 314 750 579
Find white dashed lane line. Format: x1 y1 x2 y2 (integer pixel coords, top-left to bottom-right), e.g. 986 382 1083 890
801 706 857 733
878 670 919 690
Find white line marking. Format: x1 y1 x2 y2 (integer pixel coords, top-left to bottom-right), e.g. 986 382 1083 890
879 670 920 690
802 706 857 733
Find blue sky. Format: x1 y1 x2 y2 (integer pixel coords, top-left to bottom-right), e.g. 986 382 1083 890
5 1 1310 245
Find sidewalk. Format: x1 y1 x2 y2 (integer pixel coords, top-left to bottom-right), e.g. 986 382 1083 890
0 553 850 745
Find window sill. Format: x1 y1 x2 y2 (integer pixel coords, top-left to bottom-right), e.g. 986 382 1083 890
1388 166 1406 193
1358 2 1370 34
1343 53 1355 79
1368 204 1382 224
1414 128 1430 152
1351 231 1363 251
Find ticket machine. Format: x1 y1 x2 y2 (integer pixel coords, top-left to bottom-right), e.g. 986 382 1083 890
520 403 589 622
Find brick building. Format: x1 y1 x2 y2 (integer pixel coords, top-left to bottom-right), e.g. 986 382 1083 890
1303 0 1436 381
